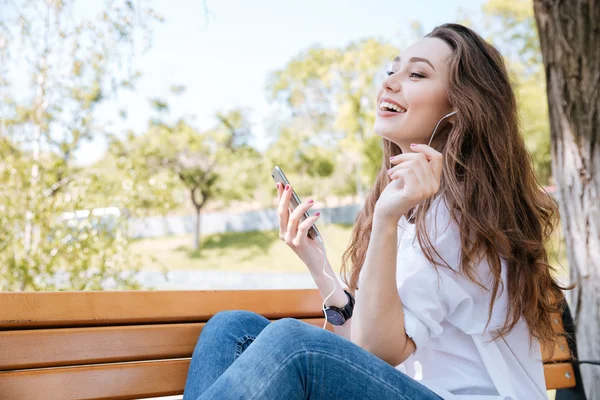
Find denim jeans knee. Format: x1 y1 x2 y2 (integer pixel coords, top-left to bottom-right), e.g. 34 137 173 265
268 317 304 329
205 310 269 333
259 317 309 339
208 309 258 324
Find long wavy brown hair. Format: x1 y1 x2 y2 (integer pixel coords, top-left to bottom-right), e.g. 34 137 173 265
340 23 570 352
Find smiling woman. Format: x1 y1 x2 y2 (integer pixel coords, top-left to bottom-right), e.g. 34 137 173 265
342 23 570 398
182 23 569 400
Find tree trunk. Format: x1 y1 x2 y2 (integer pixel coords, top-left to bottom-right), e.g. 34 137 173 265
190 187 207 251
194 206 201 251
533 1 600 397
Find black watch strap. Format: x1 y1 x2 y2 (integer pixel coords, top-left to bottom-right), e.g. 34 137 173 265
324 289 355 324
340 289 355 319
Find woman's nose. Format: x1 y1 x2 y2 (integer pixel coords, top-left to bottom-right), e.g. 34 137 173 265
384 74 401 92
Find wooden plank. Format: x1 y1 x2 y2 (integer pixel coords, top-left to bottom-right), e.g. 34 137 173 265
0 319 573 396
0 323 201 371
0 318 332 371
0 359 190 400
0 357 575 399
543 363 576 389
550 312 566 334
0 289 325 329
541 336 570 363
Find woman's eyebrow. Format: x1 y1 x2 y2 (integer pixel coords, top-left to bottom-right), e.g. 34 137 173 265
393 56 436 72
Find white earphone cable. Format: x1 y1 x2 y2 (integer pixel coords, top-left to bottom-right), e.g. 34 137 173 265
315 234 335 330
316 110 456 330
427 110 456 147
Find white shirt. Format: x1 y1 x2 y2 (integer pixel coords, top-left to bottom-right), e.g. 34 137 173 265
357 197 548 400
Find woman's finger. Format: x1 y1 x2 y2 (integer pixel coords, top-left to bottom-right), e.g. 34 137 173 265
411 148 440 195
411 153 436 193
277 184 292 239
389 152 427 166
390 168 419 189
276 182 283 200
391 150 437 181
417 153 437 186
410 144 443 179
390 153 435 190
286 198 315 241
389 160 426 186
295 213 321 244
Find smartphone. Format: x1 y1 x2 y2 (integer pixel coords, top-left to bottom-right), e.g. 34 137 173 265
271 166 321 240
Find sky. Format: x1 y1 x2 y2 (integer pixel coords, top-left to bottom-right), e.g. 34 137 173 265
75 0 485 165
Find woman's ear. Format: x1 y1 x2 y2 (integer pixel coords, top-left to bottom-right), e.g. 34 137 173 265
448 110 458 126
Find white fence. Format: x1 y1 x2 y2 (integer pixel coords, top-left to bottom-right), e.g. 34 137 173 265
128 204 362 239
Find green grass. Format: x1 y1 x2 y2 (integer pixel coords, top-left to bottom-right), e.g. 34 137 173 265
130 221 568 278
130 223 354 273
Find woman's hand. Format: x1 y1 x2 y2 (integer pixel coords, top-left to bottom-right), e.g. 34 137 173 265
374 143 443 223
276 183 325 269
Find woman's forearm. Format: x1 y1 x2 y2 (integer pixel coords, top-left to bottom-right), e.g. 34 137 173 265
350 216 408 366
310 265 353 341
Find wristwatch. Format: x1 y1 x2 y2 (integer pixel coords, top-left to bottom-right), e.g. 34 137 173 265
324 289 355 326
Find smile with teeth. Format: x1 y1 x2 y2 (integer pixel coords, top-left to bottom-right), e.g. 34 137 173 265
379 101 406 113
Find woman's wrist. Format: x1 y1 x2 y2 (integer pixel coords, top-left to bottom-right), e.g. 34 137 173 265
372 211 401 230
307 260 346 304
305 256 333 277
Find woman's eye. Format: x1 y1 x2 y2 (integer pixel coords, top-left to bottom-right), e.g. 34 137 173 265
385 70 425 78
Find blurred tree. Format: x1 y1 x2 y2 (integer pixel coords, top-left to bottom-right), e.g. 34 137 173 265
481 0 553 184
88 143 182 214
0 0 162 290
266 39 398 203
114 106 259 250
264 121 336 208
534 0 600 396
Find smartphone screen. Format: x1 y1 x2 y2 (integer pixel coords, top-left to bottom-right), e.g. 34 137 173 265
271 166 320 240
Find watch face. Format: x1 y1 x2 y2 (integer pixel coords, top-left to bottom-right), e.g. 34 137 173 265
325 309 345 325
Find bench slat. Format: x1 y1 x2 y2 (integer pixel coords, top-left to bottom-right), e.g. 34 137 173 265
0 358 576 398
0 316 566 372
0 289 324 329
543 363 576 389
0 322 202 371
0 318 331 371
0 359 190 400
541 336 570 362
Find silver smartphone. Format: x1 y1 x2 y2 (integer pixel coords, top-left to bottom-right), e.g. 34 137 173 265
271 166 321 240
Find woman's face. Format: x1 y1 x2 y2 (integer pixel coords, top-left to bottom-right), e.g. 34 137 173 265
374 37 455 152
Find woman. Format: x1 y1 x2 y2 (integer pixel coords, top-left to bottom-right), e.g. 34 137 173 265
183 23 567 399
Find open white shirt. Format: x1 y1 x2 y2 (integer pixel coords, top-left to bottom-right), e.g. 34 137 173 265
356 197 548 399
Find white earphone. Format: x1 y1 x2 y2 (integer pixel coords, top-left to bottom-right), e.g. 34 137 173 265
428 110 457 146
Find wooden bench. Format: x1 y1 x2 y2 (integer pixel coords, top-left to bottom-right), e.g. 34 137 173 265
0 289 585 399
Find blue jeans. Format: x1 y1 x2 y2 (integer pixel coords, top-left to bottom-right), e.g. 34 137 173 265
183 310 442 399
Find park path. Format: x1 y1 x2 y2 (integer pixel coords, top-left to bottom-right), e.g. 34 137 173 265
135 269 338 290
134 268 568 291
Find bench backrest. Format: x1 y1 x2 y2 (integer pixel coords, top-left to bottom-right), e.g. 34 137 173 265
0 289 576 399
